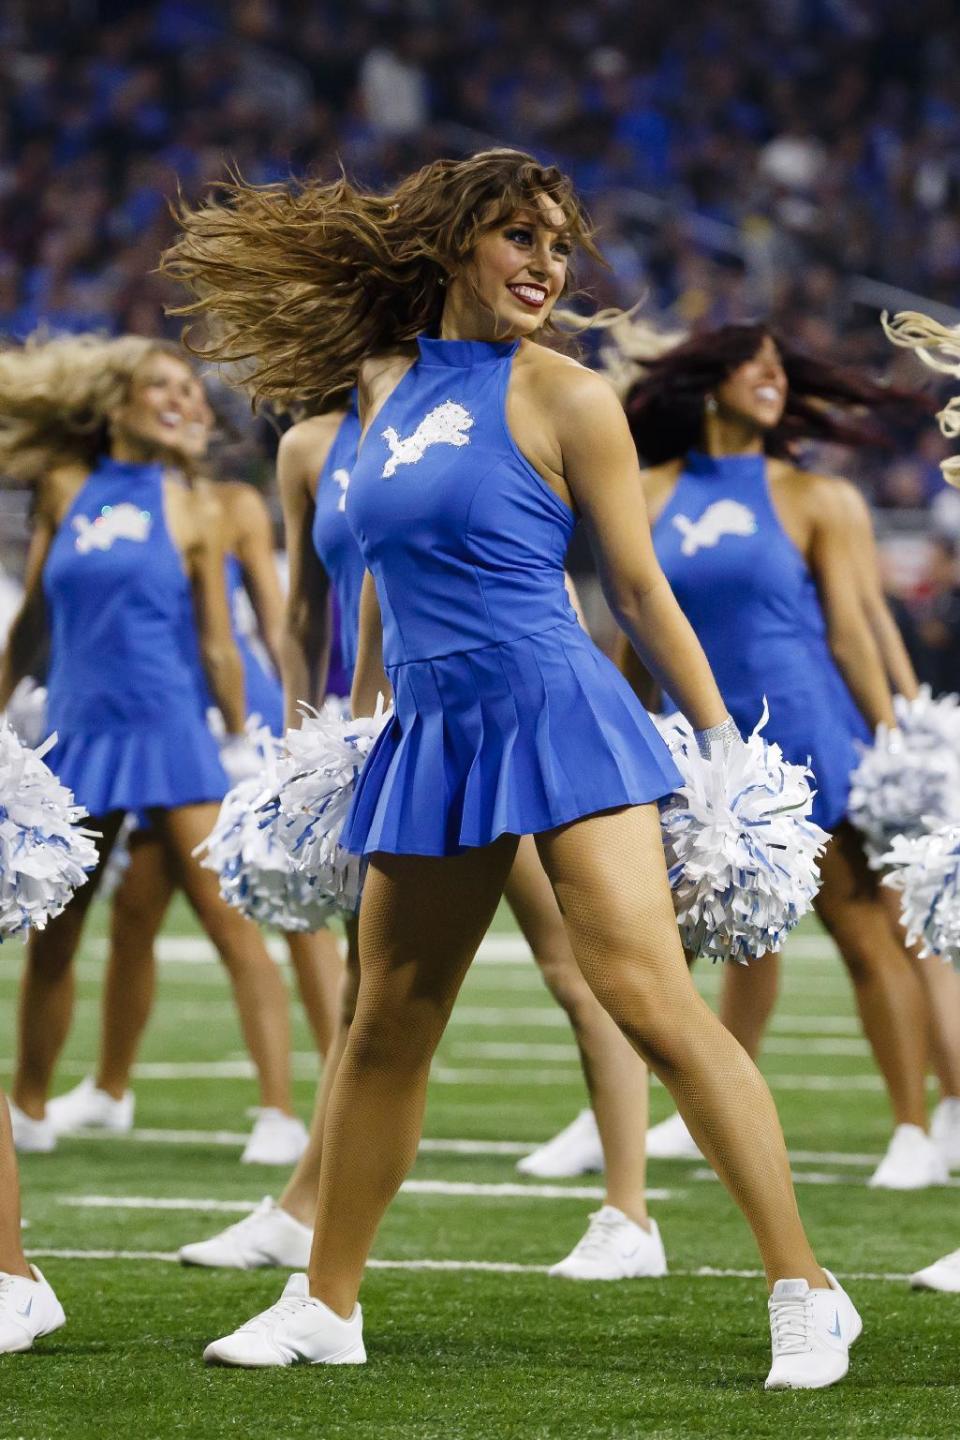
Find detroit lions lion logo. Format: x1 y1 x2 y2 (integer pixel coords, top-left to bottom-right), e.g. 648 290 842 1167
381 401 474 479
73 504 152 554
332 467 351 512
672 500 757 557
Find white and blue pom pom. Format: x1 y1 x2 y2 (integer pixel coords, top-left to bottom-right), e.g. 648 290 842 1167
894 684 960 754
195 723 336 932
848 720 960 860
0 721 99 938
881 824 960 964
656 705 828 964
276 697 392 915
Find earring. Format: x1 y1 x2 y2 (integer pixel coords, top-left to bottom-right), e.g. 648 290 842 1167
705 394 718 414
438 275 447 287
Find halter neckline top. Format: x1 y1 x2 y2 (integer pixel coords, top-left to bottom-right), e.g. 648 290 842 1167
44 455 207 730
653 448 870 829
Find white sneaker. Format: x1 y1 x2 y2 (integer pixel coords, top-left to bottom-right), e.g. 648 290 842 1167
241 1109 309 1166
867 1124 949 1190
0 1265 66 1354
179 1197 312 1270
931 1098 960 1170
203 1272 365 1367
516 1110 603 1178
47 1077 134 1136
7 1100 56 1154
910 1248 960 1292
548 1206 667 1280
765 1269 862 1390
646 1110 703 1161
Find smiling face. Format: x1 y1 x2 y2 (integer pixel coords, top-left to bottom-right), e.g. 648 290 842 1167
109 349 197 461
447 195 572 339
180 378 215 462
713 335 788 431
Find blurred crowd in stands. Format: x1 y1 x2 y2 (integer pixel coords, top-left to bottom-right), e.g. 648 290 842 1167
3 0 960 667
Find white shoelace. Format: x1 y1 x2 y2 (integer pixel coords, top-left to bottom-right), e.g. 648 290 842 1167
571 1210 628 1260
769 1293 813 1356
240 1294 317 1334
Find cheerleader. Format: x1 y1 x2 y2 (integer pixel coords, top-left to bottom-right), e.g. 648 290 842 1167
177 394 658 1280
605 322 946 1190
167 149 859 1388
44 381 340 1161
0 334 300 1159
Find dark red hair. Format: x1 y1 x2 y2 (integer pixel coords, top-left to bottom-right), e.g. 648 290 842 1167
624 323 933 465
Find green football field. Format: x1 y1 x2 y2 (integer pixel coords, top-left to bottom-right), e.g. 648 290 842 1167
2 899 959 1439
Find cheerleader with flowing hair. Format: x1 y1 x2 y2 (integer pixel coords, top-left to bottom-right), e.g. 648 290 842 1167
0 332 303 1161
165 149 859 1390
41 376 343 1160
594 319 954 1188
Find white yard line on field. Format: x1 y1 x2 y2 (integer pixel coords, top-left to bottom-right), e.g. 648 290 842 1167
446 1037 871 1060
59 1129 887 1168
22 1246 913 1283
61 1180 677 1208
7 1058 920 1089
66 933 840 969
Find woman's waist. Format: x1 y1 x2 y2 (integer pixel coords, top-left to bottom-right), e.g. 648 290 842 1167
384 613 584 671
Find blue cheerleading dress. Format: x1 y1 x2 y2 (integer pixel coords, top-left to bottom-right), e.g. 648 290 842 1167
340 336 682 857
187 551 284 736
311 398 364 685
653 451 871 831
43 457 228 817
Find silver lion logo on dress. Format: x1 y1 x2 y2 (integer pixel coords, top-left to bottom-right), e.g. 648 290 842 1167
381 401 474 478
672 499 757 557
73 504 152 554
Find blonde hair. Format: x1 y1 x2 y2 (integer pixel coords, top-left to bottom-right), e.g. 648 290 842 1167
882 310 960 485
598 314 689 400
161 148 601 414
0 333 189 485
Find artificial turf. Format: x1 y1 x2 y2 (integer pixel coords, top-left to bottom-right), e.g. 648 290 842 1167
2 900 959 1439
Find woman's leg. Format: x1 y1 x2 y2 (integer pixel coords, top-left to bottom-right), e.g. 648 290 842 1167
95 831 176 1098
535 805 825 1290
13 813 126 1117
0 1098 29 1278
307 837 519 1316
156 804 294 1115
284 929 344 1059
279 920 359 1224
718 951 782 1060
504 837 650 1227
878 884 960 1101
815 824 928 1130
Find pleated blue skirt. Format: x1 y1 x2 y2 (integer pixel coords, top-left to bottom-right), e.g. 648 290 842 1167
46 717 228 819
341 621 683 857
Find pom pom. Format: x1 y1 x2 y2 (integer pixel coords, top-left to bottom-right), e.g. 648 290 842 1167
0 721 99 938
848 720 960 860
881 824 960 964
194 723 335 932
893 684 960 754
276 697 393 914
5 678 48 748
656 704 829 964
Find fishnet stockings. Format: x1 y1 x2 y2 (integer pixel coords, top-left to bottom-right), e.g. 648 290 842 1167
534 804 824 1289
308 836 519 1314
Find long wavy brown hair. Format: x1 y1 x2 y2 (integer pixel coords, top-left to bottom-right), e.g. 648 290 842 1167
620 322 933 465
161 148 601 415
0 333 192 485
